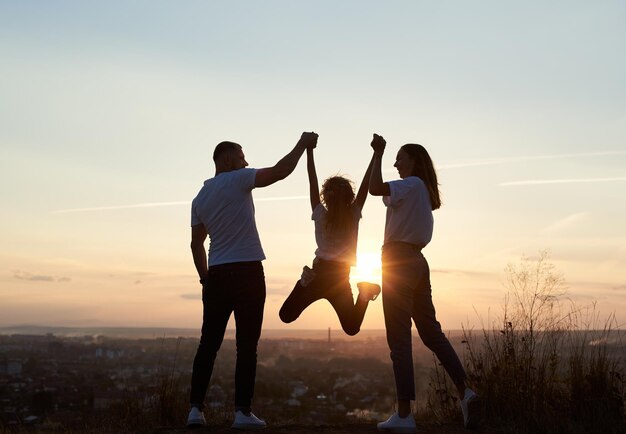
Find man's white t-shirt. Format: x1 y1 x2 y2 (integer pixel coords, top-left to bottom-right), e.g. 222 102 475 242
312 203 361 265
191 168 266 266
383 176 433 247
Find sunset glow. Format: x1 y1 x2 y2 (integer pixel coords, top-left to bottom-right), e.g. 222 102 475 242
0 2 624 331
351 252 383 285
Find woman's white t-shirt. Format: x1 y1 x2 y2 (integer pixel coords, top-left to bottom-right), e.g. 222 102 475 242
383 176 433 247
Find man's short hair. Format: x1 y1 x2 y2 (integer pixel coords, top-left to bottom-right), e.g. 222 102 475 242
213 141 241 162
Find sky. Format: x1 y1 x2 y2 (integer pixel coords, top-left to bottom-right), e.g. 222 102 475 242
1 1 625 332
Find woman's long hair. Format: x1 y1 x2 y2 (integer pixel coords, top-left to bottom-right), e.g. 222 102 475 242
400 144 441 210
320 176 356 238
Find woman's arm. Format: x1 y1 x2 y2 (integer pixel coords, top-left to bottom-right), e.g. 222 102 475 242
307 147 320 211
368 134 391 196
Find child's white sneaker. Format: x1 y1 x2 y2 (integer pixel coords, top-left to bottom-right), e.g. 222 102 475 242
357 282 381 301
299 265 316 287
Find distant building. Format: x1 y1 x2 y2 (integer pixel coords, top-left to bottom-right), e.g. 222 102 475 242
5 360 23 377
93 391 126 410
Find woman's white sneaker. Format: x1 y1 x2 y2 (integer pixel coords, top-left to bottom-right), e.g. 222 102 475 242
460 388 481 429
377 412 417 433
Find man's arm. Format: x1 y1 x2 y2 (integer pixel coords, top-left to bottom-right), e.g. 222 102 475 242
255 132 318 188
307 148 321 211
354 153 375 209
369 134 391 196
191 224 208 282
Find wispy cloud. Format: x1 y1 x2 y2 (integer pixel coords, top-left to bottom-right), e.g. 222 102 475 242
13 270 71 283
256 195 308 202
51 196 307 214
439 150 626 170
500 176 626 187
541 212 589 234
51 201 189 214
431 268 493 277
382 150 626 174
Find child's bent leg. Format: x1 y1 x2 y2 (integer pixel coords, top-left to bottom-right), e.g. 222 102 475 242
279 281 320 324
328 288 368 336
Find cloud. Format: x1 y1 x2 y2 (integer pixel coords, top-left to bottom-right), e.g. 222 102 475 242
255 195 308 202
381 150 626 175
439 150 626 171
51 201 189 214
51 196 308 214
13 270 71 283
431 268 493 277
541 212 589 234
180 293 201 300
500 176 626 187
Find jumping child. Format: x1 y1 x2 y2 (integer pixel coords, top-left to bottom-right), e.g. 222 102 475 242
279 140 381 335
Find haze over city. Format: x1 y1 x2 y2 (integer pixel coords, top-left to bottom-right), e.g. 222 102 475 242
1 1 625 331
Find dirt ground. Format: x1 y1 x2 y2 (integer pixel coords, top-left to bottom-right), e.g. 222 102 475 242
153 422 501 434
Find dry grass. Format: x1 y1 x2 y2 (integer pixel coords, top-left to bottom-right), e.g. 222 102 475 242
427 251 625 434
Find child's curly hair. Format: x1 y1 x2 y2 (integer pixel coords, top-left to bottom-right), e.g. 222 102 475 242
320 176 356 238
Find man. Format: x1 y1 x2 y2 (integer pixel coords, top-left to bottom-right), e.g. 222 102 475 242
186 132 318 429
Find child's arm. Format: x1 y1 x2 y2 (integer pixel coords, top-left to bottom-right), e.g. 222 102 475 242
354 153 375 210
307 147 321 211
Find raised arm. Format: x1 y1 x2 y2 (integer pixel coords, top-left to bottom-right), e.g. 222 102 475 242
354 152 375 210
368 133 391 196
255 132 318 188
307 147 320 211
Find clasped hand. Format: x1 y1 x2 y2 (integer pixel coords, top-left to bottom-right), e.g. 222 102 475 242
371 133 386 153
299 132 319 149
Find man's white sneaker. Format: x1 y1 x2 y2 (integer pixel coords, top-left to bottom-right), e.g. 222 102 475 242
186 406 206 427
231 410 266 430
460 388 481 429
377 412 417 433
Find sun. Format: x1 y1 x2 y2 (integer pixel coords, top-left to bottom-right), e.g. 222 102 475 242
351 251 382 284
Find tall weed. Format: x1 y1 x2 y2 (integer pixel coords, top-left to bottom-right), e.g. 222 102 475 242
429 251 625 433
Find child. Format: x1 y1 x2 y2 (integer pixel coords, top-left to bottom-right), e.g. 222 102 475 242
368 134 481 433
279 142 381 336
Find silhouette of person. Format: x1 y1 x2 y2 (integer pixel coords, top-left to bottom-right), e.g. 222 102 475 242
186 132 318 429
279 141 381 335
368 134 480 432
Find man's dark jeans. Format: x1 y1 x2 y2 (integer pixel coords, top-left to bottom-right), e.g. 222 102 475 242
189 261 265 411
382 243 466 401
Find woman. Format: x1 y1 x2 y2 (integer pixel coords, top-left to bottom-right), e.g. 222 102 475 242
279 142 381 336
368 134 480 432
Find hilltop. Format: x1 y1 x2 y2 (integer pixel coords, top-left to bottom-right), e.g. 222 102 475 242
153 422 499 434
